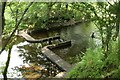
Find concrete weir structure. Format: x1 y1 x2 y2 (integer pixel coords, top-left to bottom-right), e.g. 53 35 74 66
18 31 60 43
41 45 72 72
18 30 72 77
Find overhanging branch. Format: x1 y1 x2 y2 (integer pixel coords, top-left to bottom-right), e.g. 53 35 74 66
0 2 33 54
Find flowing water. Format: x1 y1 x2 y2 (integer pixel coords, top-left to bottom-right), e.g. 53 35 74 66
0 22 96 78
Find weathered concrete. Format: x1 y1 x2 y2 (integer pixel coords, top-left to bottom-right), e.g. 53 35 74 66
28 36 60 43
18 31 60 43
18 31 35 41
54 72 66 78
41 46 72 72
48 41 71 49
19 30 72 73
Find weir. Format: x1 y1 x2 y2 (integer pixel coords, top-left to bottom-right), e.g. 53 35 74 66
18 31 60 43
18 31 72 72
18 31 35 41
42 46 72 72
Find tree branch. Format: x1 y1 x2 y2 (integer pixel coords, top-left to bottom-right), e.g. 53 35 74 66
2 2 7 34
2 46 12 80
8 4 14 16
0 2 33 54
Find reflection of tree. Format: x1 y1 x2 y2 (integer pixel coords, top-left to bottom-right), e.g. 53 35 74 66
18 43 42 64
17 43 62 77
52 34 88 64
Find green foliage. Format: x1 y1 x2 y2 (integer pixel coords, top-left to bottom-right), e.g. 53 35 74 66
104 41 119 71
3 2 94 34
111 66 120 78
67 40 120 78
91 2 120 56
3 2 29 36
21 2 92 30
2 2 120 78
67 47 104 78
0 62 5 74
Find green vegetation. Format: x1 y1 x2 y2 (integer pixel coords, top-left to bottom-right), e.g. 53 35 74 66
3 2 92 35
67 1 120 78
67 41 119 78
0 1 120 79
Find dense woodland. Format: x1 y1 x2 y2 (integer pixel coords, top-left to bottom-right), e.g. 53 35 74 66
0 1 120 79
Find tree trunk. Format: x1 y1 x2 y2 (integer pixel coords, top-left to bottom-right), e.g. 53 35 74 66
0 2 33 54
117 1 120 61
118 23 120 63
65 3 68 13
2 2 6 34
3 46 12 80
0 3 2 36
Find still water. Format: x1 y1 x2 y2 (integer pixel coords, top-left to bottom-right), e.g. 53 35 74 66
0 22 96 78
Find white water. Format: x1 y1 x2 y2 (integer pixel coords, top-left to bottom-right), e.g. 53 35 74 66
0 41 30 78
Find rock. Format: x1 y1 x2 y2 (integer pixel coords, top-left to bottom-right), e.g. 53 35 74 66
24 72 41 78
54 72 66 78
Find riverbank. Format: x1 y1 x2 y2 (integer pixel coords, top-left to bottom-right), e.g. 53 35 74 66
29 19 86 34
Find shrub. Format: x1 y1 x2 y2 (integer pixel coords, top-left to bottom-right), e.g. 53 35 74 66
67 40 120 78
67 47 105 78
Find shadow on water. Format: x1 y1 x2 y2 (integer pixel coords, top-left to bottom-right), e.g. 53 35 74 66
53 22 95 63
44 22 96 64
29 22 96 64
0 22 96 78
0 38 62 78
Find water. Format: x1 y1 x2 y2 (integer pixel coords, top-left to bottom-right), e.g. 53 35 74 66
53 22 97 63
29 22 97 63
0 41 62 78
0 22 96 78
0 41 30 78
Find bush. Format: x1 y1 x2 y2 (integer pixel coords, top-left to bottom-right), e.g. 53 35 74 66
67 47 105 78
67 41 120 78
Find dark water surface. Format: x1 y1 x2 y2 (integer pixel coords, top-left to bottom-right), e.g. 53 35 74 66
0 22 96 78
31 22 96 63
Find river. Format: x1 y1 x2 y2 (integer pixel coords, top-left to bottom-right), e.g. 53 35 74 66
0 22 97 78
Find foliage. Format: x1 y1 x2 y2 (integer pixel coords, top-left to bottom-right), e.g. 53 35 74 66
67 41 120 78
67 2 120 77
2 1 120 78
0 62 5 74
67 47 104 78
19 2 92 30
91 2 120 57
3 2 95 35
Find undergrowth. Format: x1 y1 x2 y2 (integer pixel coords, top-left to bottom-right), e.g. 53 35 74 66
67 41 120 78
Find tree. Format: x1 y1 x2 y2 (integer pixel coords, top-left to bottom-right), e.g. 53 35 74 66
1 2 34 79
0 2 6 39
67 1 120 78
0 2 33 55
2 2 7 34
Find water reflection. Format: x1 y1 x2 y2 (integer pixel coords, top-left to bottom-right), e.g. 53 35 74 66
52 22 96 63
17 42 62 78
0 40 62 78
0 22 96 78
29 22 96 64
0 42 29 78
